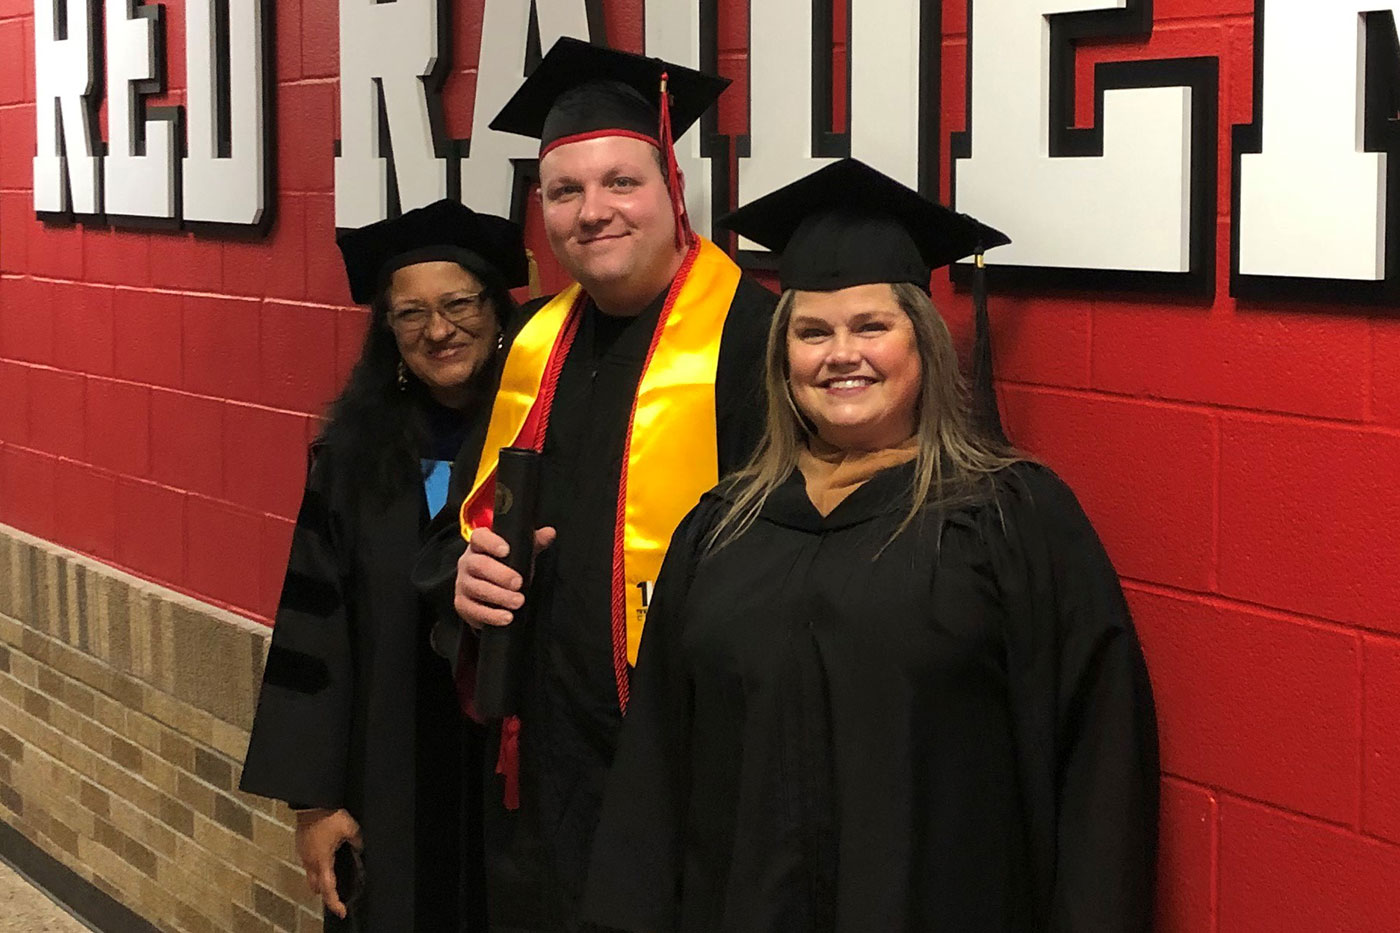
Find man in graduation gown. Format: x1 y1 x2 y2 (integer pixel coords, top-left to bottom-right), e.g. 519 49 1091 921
413 38 776 932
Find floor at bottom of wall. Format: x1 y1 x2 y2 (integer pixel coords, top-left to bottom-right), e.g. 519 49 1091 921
0 858 92 932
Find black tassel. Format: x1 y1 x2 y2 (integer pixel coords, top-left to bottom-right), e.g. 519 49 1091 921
970 250 1007 444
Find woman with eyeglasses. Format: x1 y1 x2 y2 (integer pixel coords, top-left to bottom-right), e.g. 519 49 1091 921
241 199 528 932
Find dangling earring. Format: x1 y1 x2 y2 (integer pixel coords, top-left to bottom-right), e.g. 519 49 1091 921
496 331 505 352
397 360 409 391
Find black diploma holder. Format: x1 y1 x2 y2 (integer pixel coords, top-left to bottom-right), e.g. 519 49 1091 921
473 447 542 719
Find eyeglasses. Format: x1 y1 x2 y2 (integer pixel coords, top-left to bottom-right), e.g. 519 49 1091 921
387 291 490 338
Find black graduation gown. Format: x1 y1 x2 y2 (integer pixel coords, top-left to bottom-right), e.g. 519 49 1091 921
582 461 1159 933
413 275 776 931
241 431 488 932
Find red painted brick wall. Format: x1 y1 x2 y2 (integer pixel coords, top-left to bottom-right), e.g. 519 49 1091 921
0 2 1397 929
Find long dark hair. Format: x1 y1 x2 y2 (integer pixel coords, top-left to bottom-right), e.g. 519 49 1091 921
317 254 518 500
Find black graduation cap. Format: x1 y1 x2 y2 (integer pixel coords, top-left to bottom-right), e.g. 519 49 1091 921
718 158 1012 443
490 37 730 246
717 158 1009 293
490 37 729 153
336 199 530 305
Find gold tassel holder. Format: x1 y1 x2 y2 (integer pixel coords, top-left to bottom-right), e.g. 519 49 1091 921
526 248 542 299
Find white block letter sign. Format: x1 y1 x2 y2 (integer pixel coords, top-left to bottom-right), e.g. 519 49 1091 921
184 0 270 226
953 0 1217 292
1233 1 1400 301
33 0 102 215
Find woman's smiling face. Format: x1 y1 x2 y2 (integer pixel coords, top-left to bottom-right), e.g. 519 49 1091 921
386 261 498 406
786 283 922 451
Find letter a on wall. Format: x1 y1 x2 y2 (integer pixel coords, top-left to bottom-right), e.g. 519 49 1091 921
953 0 1218 293
1233 0 1400 303
458 0 594 221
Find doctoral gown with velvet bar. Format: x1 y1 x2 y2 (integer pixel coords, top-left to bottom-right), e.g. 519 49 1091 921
240 413 488 933
582 460 1159 933
413 276 777 931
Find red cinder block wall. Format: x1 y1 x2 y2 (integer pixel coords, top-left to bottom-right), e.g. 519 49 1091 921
0 1 1397 929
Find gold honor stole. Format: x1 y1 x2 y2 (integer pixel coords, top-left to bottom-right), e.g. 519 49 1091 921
460 236 741 713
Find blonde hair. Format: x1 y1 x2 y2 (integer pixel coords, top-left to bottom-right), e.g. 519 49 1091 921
707 282 1024 554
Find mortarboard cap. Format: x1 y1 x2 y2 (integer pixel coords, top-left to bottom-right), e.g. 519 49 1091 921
491 37 730 247
489 37 729 155
719 158 1012 443
717 158 1009 293
336 199 530 305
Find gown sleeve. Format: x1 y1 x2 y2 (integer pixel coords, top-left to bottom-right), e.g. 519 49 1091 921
239 446 357 810
411 504 468 622
580 495 722 933
996 465 1159 932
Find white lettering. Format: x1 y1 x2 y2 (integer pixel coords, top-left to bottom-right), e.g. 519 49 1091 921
848 0 924 182
32 0 101 214
738 0 926 249
1237 2 1397 282
954 0 1194 273
183 0 268 225
335 0 449 227
644 0 720 238
103 0 177 219
457 0 592 218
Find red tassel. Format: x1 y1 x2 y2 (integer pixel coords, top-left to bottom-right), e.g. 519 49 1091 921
658 72 692 248
496 715 522 810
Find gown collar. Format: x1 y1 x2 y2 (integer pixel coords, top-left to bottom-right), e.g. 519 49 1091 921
797 435 919 517
420 394 471 461
759 457 919 533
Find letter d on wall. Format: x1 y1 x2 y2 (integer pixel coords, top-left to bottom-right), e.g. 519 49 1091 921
184 0 270 226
